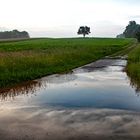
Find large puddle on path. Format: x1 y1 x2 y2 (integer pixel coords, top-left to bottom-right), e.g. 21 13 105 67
0 59 140 111
0 59 140 140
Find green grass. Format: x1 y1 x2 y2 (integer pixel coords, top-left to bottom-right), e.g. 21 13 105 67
0 37 134 88
127 44 140 91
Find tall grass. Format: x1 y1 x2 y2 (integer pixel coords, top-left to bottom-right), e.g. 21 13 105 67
0 38 133 88
127 44 140 91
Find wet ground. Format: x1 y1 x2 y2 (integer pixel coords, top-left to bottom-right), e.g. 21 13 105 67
0 59 140 140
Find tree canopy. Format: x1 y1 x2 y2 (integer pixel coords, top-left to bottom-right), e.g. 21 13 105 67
117 21 140 42
123 21 140 38
0 29 30 39
77 26 91 37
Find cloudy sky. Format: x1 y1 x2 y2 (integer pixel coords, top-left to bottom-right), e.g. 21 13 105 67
0 0 140 37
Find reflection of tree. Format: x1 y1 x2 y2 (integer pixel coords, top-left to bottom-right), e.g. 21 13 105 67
127 71 140 95
0 73 77 101
0 81 42 101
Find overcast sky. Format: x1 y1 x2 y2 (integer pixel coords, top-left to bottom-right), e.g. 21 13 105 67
0 0 140 37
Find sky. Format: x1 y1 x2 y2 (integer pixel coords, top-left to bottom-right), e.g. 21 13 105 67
0 0 140 38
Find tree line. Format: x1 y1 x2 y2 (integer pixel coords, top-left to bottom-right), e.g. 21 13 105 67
117 21 140 42
0 29 30 39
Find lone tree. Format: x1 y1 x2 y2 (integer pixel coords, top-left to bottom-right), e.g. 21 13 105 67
77 26 91 37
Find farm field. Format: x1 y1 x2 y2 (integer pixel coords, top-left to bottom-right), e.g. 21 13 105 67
0 38 134 88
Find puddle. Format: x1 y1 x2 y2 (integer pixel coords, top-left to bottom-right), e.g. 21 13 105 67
0 59 140 139
0 59 140 111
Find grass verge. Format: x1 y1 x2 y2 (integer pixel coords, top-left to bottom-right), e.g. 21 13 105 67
126 44 140 91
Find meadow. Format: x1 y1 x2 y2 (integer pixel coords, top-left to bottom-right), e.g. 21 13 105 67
0 38 134 88
127 44 140 91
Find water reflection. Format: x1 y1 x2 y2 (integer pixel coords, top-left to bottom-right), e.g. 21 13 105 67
0 59 140 111
0 107 140 140
0 74 77 101
127 72 140 94
73 58 127 73
0 81 42 101
39 73 77 84
0 59 140 139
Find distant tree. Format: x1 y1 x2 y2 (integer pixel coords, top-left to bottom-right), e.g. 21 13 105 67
77 26 91 37
123 21 140 38
116 34 125 38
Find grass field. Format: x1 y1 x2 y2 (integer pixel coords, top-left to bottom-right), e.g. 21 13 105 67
0 38 134 88
127 44 140 91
